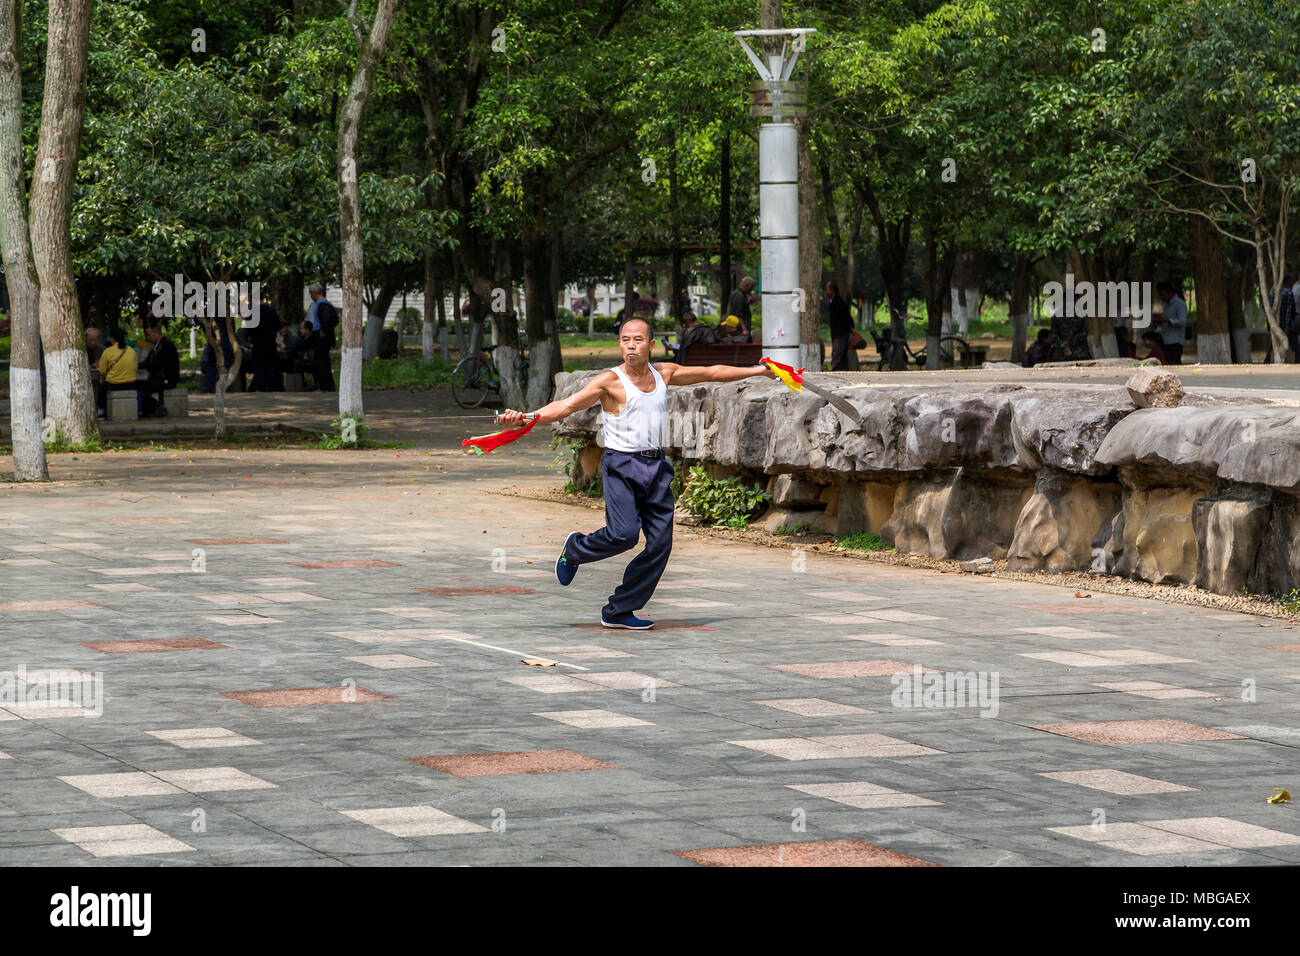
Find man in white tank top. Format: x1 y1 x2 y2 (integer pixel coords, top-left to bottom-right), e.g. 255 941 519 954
498 318 775 629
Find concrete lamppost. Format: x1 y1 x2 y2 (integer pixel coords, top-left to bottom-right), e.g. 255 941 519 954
733 27 815 370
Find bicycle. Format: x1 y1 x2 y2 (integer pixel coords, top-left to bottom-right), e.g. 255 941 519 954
870 310 969 370
451 344 530 408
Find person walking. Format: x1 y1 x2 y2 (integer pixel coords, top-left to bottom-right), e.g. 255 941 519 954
250 294 282 391
497 317 776 629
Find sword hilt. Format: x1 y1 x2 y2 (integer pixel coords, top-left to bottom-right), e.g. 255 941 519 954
493 411 539 425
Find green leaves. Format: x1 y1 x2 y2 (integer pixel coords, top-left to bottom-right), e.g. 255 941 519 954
678 464 770 528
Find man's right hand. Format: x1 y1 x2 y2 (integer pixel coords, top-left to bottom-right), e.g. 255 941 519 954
498 409 530 427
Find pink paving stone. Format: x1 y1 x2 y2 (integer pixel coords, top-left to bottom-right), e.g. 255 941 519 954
220 687 396 707
673 839 938 867
408 749 617 777
0 600 101 611
292 560 403 569
1039 770 1197 795
186 538 290 545
414 586 539 596
1031 719 1245 745
773 660 942 679
83 637 229 654
567 620 719 632
1091 681 1214 700
1264 644 1300 653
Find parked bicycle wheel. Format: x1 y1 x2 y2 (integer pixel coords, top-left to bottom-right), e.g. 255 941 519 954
451 354 490 408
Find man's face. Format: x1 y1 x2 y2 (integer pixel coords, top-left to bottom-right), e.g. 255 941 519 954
145 328 161 344
741 279 754 293
619 322 653 367
85 329 100 347
310 290 321 302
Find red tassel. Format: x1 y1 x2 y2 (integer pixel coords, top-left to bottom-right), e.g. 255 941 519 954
462 418 539 455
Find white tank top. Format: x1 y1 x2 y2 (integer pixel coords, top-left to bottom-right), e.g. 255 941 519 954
602 364 667 452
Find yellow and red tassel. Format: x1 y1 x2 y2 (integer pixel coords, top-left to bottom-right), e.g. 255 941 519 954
761 357 806 392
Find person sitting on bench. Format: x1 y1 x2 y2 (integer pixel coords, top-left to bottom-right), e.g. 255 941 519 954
677 311 716 363
96 326 139 420
139 323 180 417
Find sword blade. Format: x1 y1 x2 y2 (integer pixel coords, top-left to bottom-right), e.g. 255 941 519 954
799 379 863 426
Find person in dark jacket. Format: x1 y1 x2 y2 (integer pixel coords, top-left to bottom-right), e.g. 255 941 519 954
1024 329 1054 367
826 281 853 370
306 283 337 391
140 324 180 417
726 276 755 342
249 295 282 391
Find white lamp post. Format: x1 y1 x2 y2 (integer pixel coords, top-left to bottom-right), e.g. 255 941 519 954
733 27 815 370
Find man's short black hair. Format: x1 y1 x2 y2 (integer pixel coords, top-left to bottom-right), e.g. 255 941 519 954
621 316 653 337
1037 329 1051 342
1143 330 1164 344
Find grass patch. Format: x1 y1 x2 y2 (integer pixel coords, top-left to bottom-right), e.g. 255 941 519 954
314 418 410 450
836 531 891 551
362 356 455 390
1275 588 1300 617
774 523 817 535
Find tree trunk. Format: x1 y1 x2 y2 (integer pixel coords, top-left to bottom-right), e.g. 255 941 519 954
719 130 731 314
522 226 557 408
336 0 400 420
923 225 956 370
1009 253 1032 364
362 281 397 359
0 0 46 479
1189 215 1230 364
482 241 525 409
1226 241 1254 363
796 115 821 370
422 251 436 360
269 273 302 330
29 0 93 445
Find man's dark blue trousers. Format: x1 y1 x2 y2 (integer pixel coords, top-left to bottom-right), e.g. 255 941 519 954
563 450 674 619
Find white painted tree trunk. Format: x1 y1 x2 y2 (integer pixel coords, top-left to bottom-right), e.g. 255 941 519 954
9 368 45 478
422 317 434 361
335 0 400 424
1197 331 1231 365
925 334 941 370
1231 326 1253 363
339 347 363 419
29 0 93 444
0 0 47 479
526 338 555 409
362 311 384 360
1010 311 1029 365
945 287 959 337
963 283 980 333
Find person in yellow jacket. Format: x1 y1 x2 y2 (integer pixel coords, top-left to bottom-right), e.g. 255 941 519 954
96 326 140 420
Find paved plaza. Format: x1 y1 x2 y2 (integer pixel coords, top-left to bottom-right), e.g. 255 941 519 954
2 408 1299 867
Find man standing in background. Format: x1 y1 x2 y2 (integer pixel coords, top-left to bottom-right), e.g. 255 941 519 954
726 276 755 342
827 281 852 370
1153 281 1187 365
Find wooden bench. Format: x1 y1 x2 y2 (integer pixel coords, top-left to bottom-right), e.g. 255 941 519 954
679 342 763 367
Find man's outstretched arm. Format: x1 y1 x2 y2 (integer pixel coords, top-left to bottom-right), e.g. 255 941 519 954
658 362 775 387
498 371 612 427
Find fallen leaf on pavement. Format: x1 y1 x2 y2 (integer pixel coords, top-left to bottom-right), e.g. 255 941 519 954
520 658 557 667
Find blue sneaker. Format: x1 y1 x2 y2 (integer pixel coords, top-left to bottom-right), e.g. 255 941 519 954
600 612 655 630
555 532 580 586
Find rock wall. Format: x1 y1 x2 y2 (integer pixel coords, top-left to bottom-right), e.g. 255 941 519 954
552 370 1300 597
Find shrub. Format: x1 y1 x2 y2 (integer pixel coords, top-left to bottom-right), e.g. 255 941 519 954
678 465 770 529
